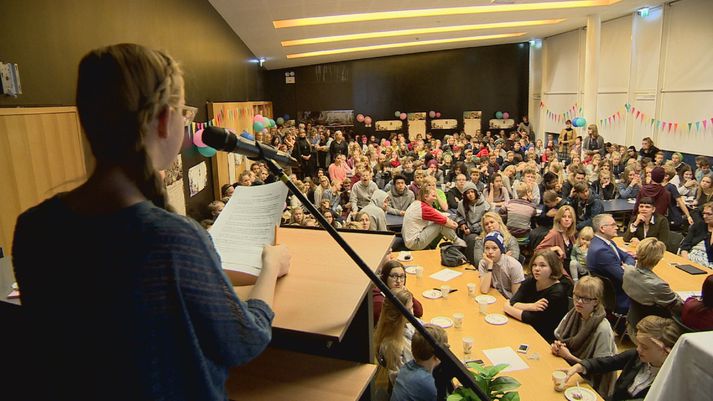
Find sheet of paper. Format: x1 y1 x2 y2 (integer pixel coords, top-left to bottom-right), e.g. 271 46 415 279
482 347 529 372
429 268 463 282
676 291 701 300
210 182 289 276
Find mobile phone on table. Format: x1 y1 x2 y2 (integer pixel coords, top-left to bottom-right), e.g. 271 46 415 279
517 344 529 354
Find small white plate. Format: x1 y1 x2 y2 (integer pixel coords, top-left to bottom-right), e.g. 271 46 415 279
626 198 636 204
397 251 413 262
404 265 420 274
430 316 454 328
484 313 508 325
422 289 443 299
564 386 597 401
475 295 497 304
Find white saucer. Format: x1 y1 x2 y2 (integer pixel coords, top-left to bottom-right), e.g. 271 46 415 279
484 313 508 325
475 295 497 304
397 251 413 262
422 289 443 299
430 316 454 328
564 386 597 401
626 198 636 204
404 265 420 274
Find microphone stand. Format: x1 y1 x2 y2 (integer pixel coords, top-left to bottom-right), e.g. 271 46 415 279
263 158 489 401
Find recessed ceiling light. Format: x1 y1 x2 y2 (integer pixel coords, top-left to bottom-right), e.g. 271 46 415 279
273 0 620 28
286 33 526 59
281 19 564 47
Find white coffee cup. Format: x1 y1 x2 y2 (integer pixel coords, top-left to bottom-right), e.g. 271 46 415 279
440 285 450 299
466 283 476 297
415 265 424 278
453 312 464 328
552 371 567 392
462 336 474 354
478 298 488 314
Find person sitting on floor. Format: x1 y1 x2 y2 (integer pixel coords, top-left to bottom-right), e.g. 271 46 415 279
478 231 526 299
456 182 490 238
402 186 464 250
572 182 604 230
387 175 415 217
551 276 617 397
562 316 682 401
361 189 389 231
390 324 448 401
504 249 570 343
622 197 670 246
499 182 537 238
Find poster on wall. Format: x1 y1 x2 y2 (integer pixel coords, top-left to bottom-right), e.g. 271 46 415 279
488 119 515 129
463 111 482 137
375 120 403 131
297 110 354 127
164 154 186 215
188 161 208 197
431 119 458 130
408 112 427 140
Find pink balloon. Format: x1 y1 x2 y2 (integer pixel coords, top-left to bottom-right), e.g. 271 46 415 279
254 114 263 123
356 113 365 122
193 129 207 147
503 112 510 119
400 112 407 120
436 112 441 118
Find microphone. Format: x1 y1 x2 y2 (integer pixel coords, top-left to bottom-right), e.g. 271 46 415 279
201 126 297 167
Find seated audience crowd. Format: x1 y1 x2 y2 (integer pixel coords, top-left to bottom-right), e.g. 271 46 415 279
200 120 713 401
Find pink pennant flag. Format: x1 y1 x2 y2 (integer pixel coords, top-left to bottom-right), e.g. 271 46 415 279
704 120 708 130
635 111 640 119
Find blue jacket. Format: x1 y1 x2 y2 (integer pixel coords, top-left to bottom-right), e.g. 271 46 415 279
587 236 636 313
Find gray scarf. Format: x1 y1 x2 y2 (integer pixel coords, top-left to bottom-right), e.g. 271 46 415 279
555 305 606 356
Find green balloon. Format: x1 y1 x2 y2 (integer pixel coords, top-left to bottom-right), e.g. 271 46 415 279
253 121 265 132
197 145 216 157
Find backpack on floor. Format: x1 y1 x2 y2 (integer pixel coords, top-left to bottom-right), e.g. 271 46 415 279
439 242 468 267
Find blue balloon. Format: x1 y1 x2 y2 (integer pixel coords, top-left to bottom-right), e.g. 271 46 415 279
197 145 216 157
283 114 290 120
241 130 254 140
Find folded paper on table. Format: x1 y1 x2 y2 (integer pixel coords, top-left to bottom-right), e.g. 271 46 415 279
210 182 289 276
429 268 463 282
482 347 529 372
676 291 702 300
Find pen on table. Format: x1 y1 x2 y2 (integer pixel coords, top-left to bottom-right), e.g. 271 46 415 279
465 267 477 271
433 288 458 293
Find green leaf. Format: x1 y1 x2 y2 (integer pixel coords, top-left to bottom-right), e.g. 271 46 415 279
474 374 489 394
500 391 521 401
467 362 487 373
485 364 510 377
490 376 521 393
447 394 465 401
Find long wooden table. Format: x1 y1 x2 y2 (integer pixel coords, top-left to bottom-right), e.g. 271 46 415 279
395 249 600 401
613 237 709 291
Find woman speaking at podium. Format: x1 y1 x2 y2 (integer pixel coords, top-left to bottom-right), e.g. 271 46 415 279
12 43 290 401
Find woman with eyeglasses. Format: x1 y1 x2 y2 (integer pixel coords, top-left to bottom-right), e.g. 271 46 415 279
551 276 617 396
11 44 291 401
372 260 423 325
680 201 713 268
561 316 681 401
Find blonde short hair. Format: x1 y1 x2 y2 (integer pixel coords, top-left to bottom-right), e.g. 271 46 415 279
514 181 529 198
636 237 665 269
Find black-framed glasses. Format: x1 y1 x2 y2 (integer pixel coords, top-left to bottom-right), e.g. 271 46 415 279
573 294 597 304
388 274 406 281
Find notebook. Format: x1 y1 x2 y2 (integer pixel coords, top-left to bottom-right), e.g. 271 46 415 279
674 264 706 275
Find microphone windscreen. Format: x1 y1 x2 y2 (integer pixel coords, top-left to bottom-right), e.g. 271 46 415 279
201 126 234 151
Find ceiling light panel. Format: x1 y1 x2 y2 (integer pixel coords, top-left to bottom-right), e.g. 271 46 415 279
281 19 563 47
286 32 526 59
273 0 620 28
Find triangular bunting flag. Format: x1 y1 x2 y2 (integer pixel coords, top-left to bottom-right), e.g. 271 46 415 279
704 120 708 130
696 121 701 131
674 123 678 132
688 122 693 132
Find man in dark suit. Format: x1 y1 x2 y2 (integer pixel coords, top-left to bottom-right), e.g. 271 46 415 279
587 213 636 313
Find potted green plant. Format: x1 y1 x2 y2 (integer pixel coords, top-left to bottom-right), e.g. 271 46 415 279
447 363 521 401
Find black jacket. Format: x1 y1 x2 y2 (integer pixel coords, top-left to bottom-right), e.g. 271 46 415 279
581 349 649 401
680 220 712 253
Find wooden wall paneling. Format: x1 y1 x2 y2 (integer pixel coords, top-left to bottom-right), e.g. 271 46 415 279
0 107 87 262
